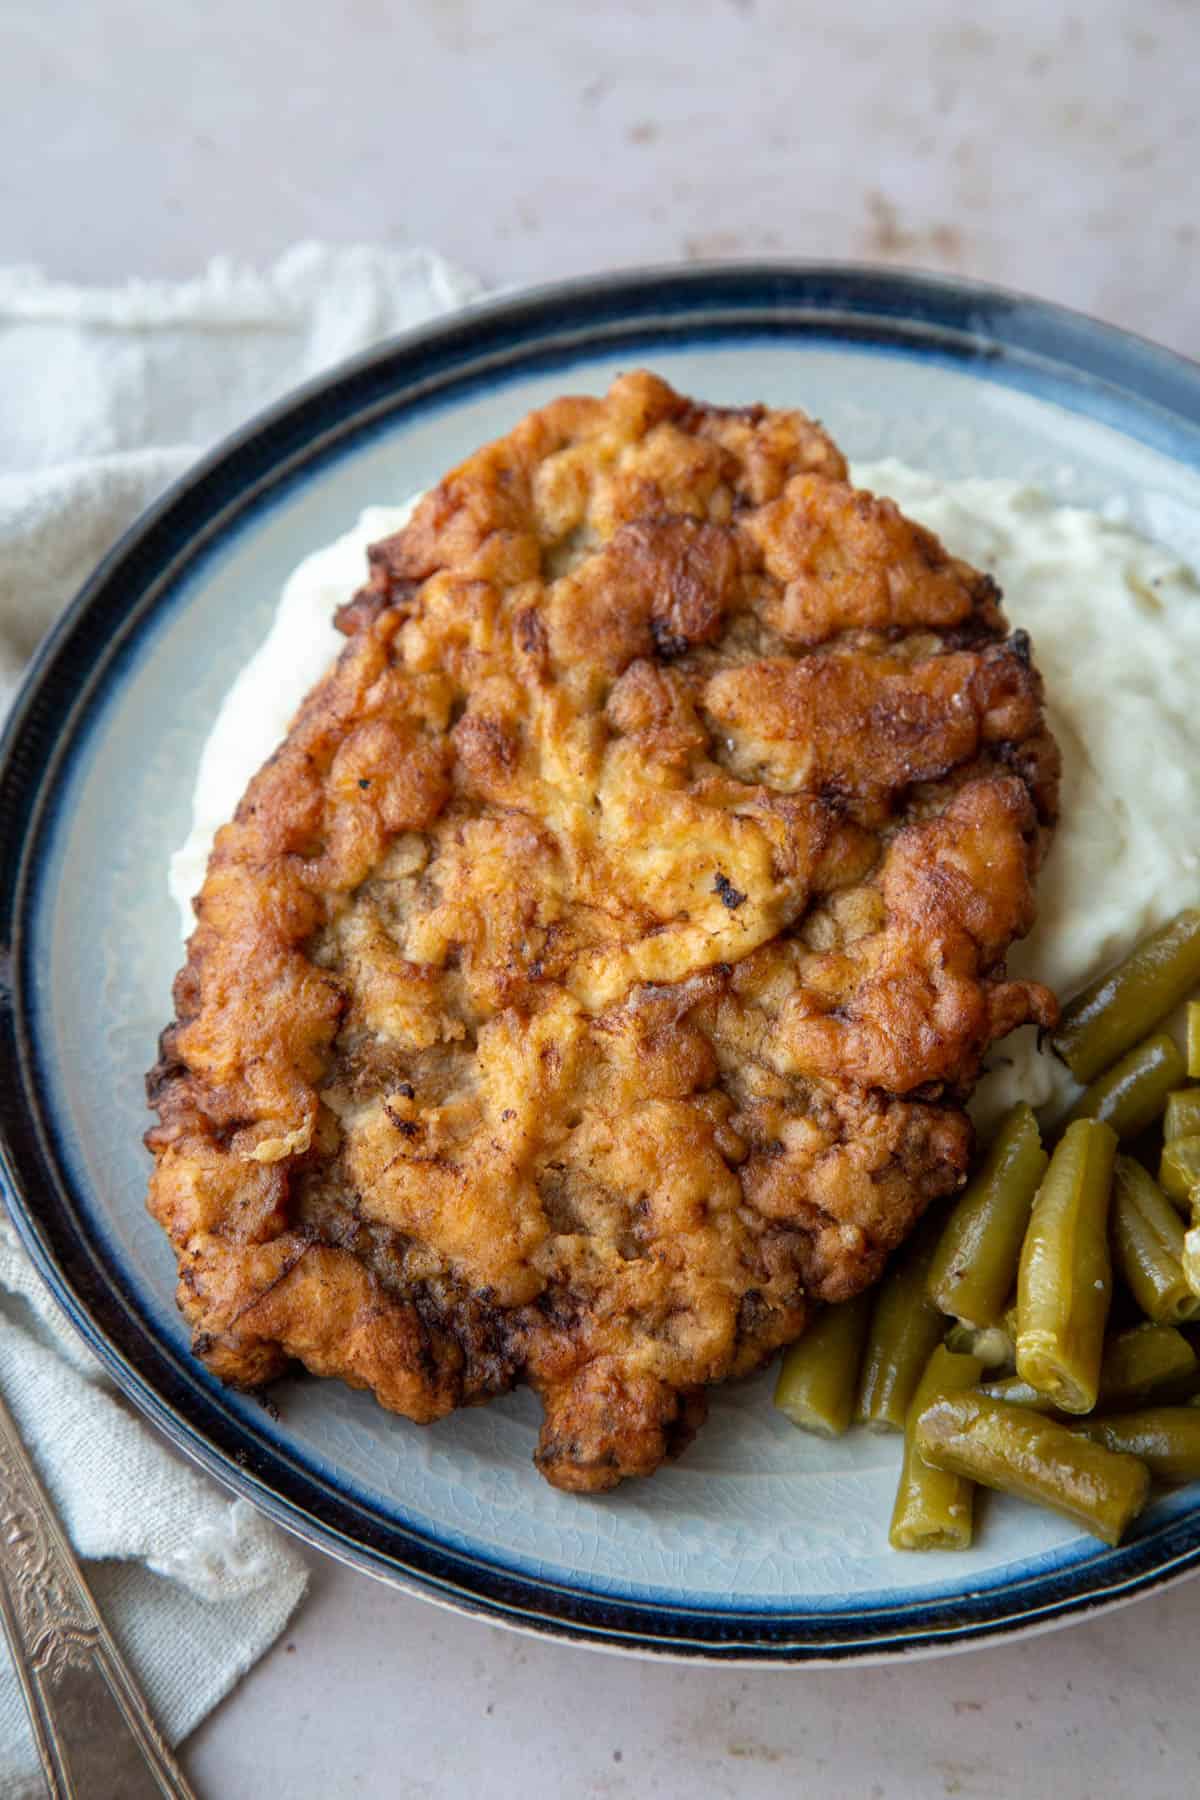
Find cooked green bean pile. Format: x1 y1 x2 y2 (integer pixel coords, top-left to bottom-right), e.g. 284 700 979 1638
773 906 1200 1552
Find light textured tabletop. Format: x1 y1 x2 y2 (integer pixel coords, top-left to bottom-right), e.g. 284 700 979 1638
7 2 1200 1795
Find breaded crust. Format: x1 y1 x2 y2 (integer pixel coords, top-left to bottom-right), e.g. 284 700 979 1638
146 373 1059 1492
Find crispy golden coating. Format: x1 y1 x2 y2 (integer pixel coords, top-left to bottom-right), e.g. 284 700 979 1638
146 373 1059 1492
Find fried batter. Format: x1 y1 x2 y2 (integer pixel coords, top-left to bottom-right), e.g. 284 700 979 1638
146 373 1059 1492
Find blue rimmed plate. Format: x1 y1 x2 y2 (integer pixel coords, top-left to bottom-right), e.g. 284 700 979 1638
2 265 1200 1663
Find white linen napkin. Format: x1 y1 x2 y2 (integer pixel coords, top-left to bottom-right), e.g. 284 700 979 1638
0 241 483 1795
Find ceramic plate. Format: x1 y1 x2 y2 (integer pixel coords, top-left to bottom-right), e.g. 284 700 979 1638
3 266 1200 1663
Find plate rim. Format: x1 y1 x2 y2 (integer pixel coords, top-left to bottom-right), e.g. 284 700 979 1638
3 260 1200 1664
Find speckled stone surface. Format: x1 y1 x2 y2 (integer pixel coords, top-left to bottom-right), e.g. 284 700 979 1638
7 2 1199 1794
7 0 1199 360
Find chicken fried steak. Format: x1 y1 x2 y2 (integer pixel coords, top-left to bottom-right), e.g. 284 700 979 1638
147 372 1059 1493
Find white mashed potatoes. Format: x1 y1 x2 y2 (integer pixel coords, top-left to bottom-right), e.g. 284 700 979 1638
170 468 1200 1131
169 497 420 920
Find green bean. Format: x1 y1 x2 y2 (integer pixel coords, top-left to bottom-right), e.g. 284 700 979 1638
1159 1135 1200 1209
1016 1120 1116 1413
1189 1004 1200 1080
1184 1220 1200 1301
856 1214 947 1433
1059 1032 1185 1140
942 1322 1015 1369
1051 909 1200 1085
927 1104 1048 1328
1095 1323 1198 1407
1164 1088 1200 1142
1111 1155 1200 1325
981 1326 1197 1412
977 1375 1054 1410
889 1348 983 1550
1074 1406 1200 1483
774 1291 874 1436
915 1392 1150 1545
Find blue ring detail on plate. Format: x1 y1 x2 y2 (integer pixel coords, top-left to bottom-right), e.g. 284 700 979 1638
2 264 1199 1661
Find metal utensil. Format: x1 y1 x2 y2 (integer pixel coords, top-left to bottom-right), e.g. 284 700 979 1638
0 1381 196 1798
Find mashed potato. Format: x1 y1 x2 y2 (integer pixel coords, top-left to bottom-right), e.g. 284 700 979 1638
168 498 419 923
170 468 1200 1130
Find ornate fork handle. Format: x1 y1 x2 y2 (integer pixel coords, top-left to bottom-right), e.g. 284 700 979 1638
0 1383 196 1798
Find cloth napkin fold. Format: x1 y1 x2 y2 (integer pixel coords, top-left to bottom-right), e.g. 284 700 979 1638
0 241 483 1795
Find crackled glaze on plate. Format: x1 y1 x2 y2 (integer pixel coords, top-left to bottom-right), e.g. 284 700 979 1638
4 269 1200 1659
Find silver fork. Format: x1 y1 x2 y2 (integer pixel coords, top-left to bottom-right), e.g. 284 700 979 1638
0 1381 197 1798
